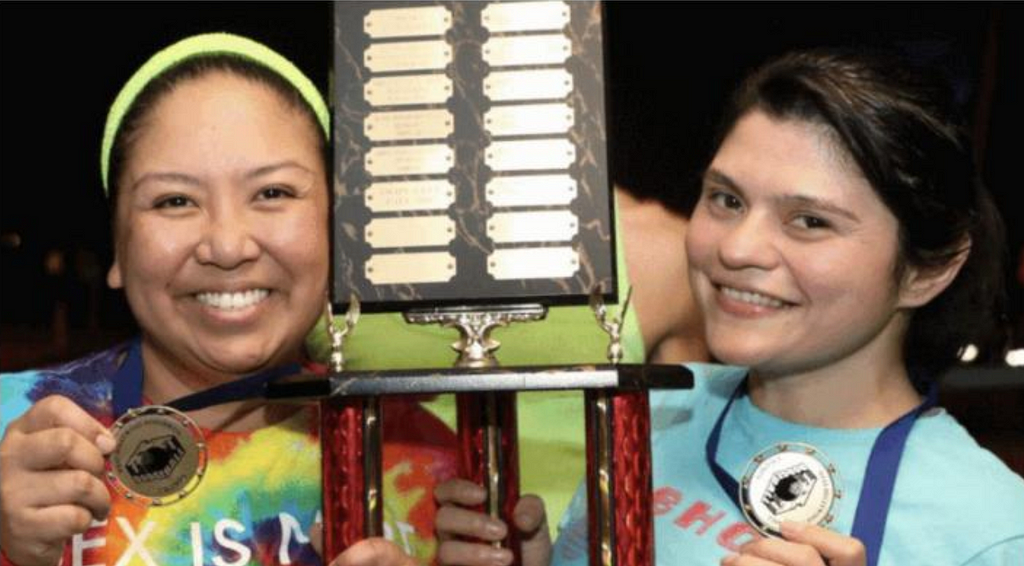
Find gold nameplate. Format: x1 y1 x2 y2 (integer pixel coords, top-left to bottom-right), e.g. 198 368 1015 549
485 103 574 137
482 1 570 33
486 174 577 207
366 180 455 213
364 6 452 39
365 40 452 73
366 215 455 249
487 247 579 280
365 109 454 142
484 70 573 102
365 74 452 107
487 211 578 243
483 34 571 67
366 252 456 285
486 139 576 172
365 144 454 177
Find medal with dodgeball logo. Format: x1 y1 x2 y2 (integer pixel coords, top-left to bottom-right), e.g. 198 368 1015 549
107 339 300 506
739 442 842 537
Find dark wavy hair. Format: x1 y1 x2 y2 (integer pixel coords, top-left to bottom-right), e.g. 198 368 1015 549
711 48 1007 377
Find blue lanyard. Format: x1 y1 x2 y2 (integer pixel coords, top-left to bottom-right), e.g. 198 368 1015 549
706 376 938 566
112 338 302 418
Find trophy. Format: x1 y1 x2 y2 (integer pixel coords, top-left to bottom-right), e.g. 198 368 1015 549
267 3 693 564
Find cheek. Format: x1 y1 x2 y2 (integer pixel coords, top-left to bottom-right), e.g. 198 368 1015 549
266 203 329 276
119 221 198 287
684 211 718 274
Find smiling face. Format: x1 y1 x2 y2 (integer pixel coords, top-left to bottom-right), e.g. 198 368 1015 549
108 71 328 380
686 110 913 379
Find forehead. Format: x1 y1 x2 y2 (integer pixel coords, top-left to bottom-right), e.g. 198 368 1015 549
125 71 322 176
710 111 878 208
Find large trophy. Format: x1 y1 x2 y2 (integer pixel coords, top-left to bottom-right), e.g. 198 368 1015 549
269 3 692 565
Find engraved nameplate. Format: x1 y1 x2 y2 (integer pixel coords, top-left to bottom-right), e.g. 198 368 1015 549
365 216 455 248
488 247 579 280
481 1 570 33
364 6 452 39
485 103 574 137
365 40 452 73
488 211 578 243
484 70 573 102
366 180 455 212
365 144 454 176
483 35 571 67
366 252 456 284
365 109 453 142
486 174 577 207
486 139 576 171
365 75 452 107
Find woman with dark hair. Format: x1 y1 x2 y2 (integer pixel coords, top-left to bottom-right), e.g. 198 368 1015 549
436 49 1024 566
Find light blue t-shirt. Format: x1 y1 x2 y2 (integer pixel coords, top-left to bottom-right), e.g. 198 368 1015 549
554 364 1024 565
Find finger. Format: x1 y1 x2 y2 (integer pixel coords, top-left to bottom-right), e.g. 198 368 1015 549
28 469 111 521
437 540 513 566
781 522 866 566
722 552 782 566
16 504 96 543
330 538 417 566
310 521 323 558
15 396 115 453
736 536 826 566
435 478 487 507
512 495 547 535
12 427 108 474
435 505 507 543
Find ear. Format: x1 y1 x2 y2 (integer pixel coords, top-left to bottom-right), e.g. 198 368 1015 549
898 237 970 309
107 254 124 289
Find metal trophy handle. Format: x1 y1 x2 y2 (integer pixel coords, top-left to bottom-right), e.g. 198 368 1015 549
406 305 546 559
319 297 383 559
586 287 654 566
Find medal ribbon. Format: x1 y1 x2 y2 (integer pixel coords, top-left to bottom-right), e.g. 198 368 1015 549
112 338 303 418
706 376 938 566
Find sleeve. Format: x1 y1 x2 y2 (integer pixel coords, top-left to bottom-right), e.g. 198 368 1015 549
551 481 589 566
0 371 40 438
961 535 1024 566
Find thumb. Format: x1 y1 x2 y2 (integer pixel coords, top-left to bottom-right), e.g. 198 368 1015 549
780 522 866 566
514 496 552 566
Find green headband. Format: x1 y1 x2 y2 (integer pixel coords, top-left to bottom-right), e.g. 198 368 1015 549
100 32 329 195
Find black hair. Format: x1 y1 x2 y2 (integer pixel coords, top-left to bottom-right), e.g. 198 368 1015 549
107 54 327 226
711 48 1007 377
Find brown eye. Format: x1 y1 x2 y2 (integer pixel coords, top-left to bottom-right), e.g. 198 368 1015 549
154 195 192 209
257 185 293 200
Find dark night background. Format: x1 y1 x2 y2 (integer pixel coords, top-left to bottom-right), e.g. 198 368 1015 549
2 3 1022 467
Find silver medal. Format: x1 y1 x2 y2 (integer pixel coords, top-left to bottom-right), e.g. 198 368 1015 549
739 442 842 537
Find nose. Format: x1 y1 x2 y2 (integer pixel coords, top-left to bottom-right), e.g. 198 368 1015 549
716 212 780 271
194 207 260 269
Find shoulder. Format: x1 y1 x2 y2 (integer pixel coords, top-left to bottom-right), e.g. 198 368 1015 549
650 364 745 432
1 343 126 433
893 410 1024 558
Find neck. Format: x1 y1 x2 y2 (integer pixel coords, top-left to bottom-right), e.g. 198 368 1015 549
138 338 299 432
747 316 922 428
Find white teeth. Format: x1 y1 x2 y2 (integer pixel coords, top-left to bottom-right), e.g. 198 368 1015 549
721 286 787 308
196 289 269 311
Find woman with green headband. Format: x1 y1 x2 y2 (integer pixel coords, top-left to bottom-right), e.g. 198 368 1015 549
0 33 415 566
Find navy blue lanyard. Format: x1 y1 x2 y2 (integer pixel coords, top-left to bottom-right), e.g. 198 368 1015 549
706 376 938 566
112 338 302 418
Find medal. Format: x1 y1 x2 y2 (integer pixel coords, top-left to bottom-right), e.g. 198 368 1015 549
106 405 207 506
739 442 842 538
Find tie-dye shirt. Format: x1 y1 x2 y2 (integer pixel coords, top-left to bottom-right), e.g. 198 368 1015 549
0 342 458 566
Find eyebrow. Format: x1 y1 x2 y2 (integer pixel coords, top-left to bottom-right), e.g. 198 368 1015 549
702 168 861 222
245 160 314 181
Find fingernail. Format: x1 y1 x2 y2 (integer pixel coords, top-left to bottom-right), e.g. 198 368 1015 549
721 554 739 565
488 549 512 566
95 432 117 454
484 520 506 538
